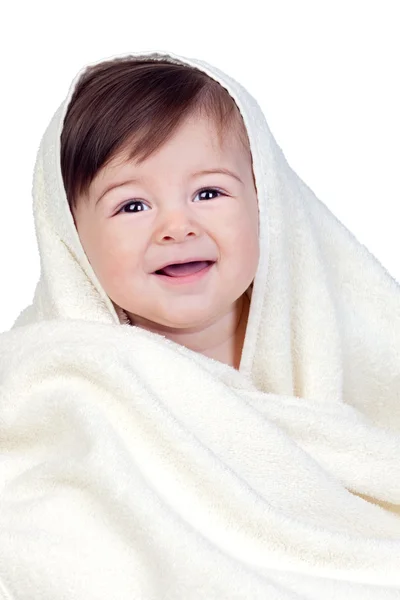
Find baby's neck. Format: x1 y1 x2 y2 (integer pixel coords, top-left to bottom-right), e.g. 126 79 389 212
125 292 250 371
200 292 250 370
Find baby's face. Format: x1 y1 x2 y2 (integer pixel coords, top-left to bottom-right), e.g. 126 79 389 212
73 113 259 331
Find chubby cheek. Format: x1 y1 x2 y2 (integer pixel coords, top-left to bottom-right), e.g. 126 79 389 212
91 234 143 296
224 215 259 283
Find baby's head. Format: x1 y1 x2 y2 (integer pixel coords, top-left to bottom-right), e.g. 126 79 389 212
60 57 259 349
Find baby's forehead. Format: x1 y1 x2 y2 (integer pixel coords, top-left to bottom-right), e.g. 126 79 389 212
100 134 245 180
83 111 252 201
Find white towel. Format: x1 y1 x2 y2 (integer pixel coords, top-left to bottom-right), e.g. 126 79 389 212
1 49 399 599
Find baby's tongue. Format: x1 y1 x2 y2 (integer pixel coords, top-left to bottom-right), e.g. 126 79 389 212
161 261 209 277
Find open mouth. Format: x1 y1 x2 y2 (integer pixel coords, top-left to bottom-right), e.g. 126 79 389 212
154 260 215 278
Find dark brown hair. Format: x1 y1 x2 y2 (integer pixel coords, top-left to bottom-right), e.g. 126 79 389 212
60 57 251 212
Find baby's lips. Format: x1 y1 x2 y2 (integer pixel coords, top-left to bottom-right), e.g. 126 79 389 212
158 260 213 277
153 258 216 274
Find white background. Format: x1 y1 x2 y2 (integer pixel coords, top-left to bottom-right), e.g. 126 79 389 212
1 0 399 332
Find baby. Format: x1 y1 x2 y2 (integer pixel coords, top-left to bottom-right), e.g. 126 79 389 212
61 58 260 369
3 52 399 600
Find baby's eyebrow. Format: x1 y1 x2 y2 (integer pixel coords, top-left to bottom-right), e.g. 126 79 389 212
192 168 243 184
96 168 243 205
96 179 141 205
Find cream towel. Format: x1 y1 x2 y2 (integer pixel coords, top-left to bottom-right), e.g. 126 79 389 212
0 50 399 599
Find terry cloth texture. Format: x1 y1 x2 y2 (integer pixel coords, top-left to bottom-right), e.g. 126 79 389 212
1 49 400 599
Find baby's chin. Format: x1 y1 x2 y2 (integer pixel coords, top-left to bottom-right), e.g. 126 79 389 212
112 301 208 330
126 310 219 333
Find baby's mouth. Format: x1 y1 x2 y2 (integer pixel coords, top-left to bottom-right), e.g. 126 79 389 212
155 261 214 278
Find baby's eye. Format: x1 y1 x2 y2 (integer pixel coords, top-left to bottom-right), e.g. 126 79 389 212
117 200 149 214
116 188 224 214
195 188 224 202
